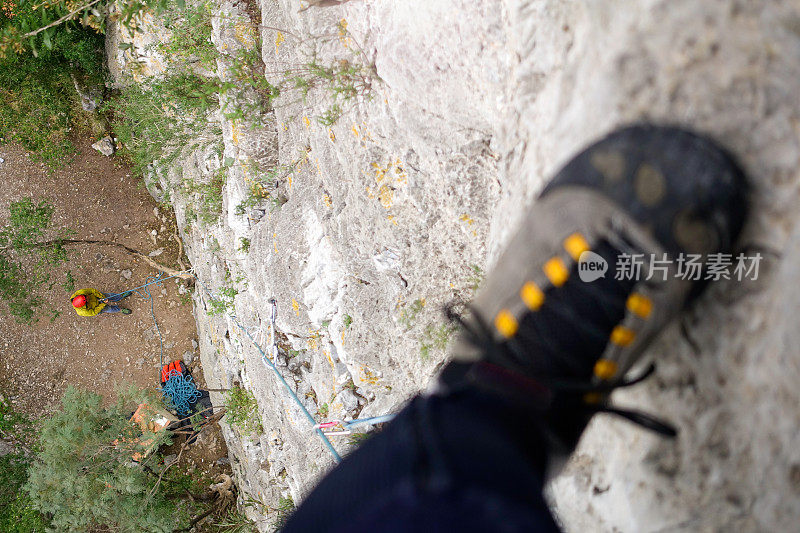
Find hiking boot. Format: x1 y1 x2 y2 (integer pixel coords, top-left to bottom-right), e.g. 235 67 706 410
121 308 132 315
439 124 747 456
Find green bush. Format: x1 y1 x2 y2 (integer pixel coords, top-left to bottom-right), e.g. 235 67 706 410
24 386 190 532
271 495 295 532
224 386 262 435
0 0 105 167
0 454 49 532
0 197 72 324
107 74 224 180
159 0 216 70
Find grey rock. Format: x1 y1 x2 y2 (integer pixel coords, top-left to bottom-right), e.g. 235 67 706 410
335 388 359 414
0 440 14 457
250 209 266 220
121 269 133 280
91 136 115 157
182 351 194 365
148 248 164 257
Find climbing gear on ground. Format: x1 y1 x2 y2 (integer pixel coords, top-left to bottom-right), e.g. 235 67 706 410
71 294 86 308
160 363 203 415
439 124 747 457
161 360 188 385
121 308 132 315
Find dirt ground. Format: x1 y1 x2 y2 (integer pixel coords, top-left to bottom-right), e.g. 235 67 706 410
0 136 248 530
0 139 230 470
0 138 200 414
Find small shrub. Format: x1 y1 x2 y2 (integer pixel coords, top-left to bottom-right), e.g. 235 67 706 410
467 264 484 292
398 298 425 330
343 314 352 329
183 167 227 225
213 506 258 532
159 0 216 70
346 432 371 448
208 284 238 316
224 386 263 435
107 74 223 180
282 56 375 126
271 495 295 532
24 386 192 532
420 323 458 360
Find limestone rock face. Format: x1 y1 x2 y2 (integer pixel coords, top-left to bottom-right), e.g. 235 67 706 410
108 0 800 530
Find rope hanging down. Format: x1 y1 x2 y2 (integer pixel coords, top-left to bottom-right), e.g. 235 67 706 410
111 269 200 408
190 275 344 463
114 267 395 464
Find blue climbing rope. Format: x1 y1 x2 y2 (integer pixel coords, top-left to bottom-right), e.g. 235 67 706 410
111 267 384 464
104 271 192 301
191 275 343 463
161 369 202 415
342 414 396 429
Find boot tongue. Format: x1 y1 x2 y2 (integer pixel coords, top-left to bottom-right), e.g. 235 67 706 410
499 239 636 383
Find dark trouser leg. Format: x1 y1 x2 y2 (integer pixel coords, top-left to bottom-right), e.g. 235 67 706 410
283 388 559 533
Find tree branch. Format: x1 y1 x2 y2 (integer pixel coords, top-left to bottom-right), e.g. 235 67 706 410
29 239 193 279
22 0 104 39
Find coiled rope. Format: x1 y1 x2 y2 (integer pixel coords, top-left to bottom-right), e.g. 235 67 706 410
161 369 202 415
115 267 394 464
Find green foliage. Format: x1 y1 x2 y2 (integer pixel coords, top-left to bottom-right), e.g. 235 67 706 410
62 269 75 293
208 284 237 315
343 314 352 329
346 432 371 448
238 237 251 253
224 386 262 435
0 395 29 441
317 402 329 418
0 454 49 532
398 298 425 330
183 166 227 225
0 0 105 166
0 397 47 530
282 56 375 126
467 264 483 292
24 386 195 532
420 323 458 360
224 44 280 124
159 0 216 70
107 74 223 179
271 495 295 532
0 0 176 59
212 506 258 532
0 198 72 324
